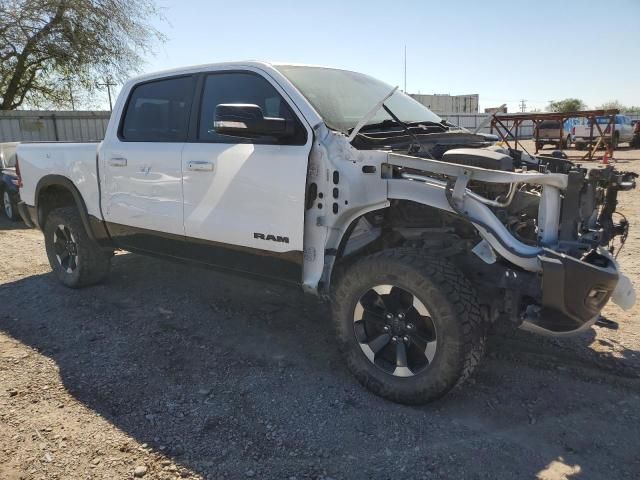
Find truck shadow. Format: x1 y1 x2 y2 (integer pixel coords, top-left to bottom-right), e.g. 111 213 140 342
1 252 639 479
0 219 25 230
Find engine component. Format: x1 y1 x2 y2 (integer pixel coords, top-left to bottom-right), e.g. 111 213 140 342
441 148 514 171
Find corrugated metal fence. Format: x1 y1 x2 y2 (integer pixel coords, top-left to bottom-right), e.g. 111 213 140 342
1 110 639 143
0 110 110 142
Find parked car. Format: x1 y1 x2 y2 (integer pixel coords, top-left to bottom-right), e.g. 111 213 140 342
0 142 21 221
630 120 640 148
573 115 635 149
14 62 637 404
535 118 581 150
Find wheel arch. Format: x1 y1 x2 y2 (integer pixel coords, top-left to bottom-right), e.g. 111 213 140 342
35 175 110 245
321 198 476 294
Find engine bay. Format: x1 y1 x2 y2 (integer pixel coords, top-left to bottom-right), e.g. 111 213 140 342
393 145 637 260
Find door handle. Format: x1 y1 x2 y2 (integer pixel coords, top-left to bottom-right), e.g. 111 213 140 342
109 157 127 167
187 161 214 172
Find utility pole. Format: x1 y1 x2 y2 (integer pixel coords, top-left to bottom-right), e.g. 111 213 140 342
97 78 117 112
519 99 527 113
403 44 407 93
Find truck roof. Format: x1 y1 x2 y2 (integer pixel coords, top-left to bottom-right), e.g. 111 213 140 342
126 61 349 85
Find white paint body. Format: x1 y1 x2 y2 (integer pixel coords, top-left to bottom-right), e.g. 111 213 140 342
13 61 576 280
13 61 632 319
573 115 635 144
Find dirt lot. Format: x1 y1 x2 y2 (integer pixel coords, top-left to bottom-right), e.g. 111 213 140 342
1 140 639 480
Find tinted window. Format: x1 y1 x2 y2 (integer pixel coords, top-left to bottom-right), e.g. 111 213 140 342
198 72 306 145
121 76 194 142
539 120 560 129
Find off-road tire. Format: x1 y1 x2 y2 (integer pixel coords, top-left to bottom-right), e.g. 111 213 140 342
44 207 110 288
332 248 486 404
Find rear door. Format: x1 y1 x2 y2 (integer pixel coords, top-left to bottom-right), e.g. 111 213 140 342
100 75 196 251
180 69 312 283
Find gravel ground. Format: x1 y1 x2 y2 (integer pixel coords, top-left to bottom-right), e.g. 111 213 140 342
1 141 639 480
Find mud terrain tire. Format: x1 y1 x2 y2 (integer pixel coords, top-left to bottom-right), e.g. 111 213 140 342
332 248 486 404
44 207 110 288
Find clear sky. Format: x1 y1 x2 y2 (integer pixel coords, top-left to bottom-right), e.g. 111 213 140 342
105 0 640 113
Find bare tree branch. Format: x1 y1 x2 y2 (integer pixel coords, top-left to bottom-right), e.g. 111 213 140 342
0 0 165 109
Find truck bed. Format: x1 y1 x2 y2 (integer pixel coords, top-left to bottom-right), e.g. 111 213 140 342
17 142 101 219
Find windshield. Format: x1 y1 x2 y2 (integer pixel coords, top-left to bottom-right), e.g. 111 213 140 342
276 65 442 133
590 116 615 125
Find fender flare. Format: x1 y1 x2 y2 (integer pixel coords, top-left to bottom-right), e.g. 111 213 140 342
34 175 110 244
318 201 389 294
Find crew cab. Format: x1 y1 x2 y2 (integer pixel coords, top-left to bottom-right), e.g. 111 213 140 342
15 62 637 404
574 114 635 149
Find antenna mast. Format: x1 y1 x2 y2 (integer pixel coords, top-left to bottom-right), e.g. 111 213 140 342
403 45 407 92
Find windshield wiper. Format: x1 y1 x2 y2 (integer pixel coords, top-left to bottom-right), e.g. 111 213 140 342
381 104 430 156
347 86 398 142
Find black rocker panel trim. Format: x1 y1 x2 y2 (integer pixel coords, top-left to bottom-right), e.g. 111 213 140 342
104 222 303 285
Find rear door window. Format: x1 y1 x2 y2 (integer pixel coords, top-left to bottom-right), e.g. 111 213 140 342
539 120 560 129
120 76 194 142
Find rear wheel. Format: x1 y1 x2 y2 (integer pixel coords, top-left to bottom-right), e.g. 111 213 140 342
44 207 110 288
2 190 19 221
332 249 486 404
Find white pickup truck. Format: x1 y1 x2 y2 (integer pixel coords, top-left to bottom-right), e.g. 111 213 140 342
573 114 635 149
15 62 637 404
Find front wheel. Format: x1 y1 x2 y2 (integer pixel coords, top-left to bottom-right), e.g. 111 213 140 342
44 207 110 288
332 249 486 404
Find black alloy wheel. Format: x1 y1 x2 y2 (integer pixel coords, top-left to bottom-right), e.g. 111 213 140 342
353 284 437 377
52 224 79 274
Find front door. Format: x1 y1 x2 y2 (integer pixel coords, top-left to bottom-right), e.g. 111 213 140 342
180 70 312 283
100 75 196 251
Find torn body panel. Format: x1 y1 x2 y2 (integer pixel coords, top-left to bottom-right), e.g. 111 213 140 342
301 128 636 336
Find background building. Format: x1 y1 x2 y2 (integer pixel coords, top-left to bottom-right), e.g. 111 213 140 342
484 105 508 114
409 93 479 114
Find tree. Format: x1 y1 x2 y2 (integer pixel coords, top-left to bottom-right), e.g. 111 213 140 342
597 100 639 113
0 0 165 110
548 98 586 113
597 100 624 111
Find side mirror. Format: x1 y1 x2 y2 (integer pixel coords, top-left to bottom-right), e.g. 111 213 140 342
213 104 293 138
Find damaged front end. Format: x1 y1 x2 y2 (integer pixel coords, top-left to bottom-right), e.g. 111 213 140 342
383 146 637 335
